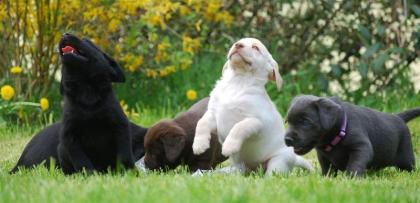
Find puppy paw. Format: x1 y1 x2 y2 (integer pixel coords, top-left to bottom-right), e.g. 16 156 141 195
192 137 210 155
222 138 242 156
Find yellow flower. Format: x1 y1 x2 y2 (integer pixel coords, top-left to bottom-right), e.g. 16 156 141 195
108 19 121 32
10 66 23 74
182 36 201 54
1 85 14 101
159 69 169 77
179 5 191 16
186 89 197 101
180 57 193 70
146 69 158 78
40 97 49 111
215 11 234 26
128 56 144 72
155 41 170 63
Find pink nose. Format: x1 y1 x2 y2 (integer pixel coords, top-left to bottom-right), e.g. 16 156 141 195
235 43 244 49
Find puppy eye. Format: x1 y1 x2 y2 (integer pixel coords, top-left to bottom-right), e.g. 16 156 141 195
299 118 312 126
252 45 259 51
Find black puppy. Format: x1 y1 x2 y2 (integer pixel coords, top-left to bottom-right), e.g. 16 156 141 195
53 33 134 174
10 122 147 173
284 95 420 176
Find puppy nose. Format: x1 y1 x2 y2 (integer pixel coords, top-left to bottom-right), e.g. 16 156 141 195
235 43 244 49
285 136 294 147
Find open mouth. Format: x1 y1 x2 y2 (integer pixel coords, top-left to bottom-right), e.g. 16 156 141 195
229 52 252 65
60 43 86 57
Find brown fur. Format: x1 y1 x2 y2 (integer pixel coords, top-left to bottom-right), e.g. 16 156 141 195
144 97 226 171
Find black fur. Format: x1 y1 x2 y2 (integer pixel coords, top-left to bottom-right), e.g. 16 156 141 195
57 33 136 174
11 33 145 174
285 95 418 177
10 122 147 173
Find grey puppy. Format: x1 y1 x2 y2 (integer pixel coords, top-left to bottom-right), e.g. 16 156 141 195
284 95 420 176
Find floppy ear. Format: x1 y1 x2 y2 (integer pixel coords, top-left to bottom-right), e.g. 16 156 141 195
161 132 186 163
315 98 342 130
268 59 283 91
103 53 125 83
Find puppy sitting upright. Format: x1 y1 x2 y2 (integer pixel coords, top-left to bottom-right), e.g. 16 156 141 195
285 95 420 176
57 33 134 174
192 38 313 175
143 97 226 171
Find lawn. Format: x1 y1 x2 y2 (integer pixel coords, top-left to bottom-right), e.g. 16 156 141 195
1 108 420 203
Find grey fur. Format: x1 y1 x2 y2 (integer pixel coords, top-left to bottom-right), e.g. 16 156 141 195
285 95 419 177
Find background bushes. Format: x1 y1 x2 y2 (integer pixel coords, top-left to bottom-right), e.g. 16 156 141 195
0 0 419 125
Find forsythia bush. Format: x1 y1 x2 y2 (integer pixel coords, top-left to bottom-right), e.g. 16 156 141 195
0 0 234 123
0 0 418 124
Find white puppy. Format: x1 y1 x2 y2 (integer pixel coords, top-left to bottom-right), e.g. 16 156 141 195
192 38 313 175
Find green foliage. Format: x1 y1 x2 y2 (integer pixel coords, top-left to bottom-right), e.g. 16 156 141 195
0 0 418 124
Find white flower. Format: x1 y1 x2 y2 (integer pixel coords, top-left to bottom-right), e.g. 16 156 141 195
410 59 420 92
320 59 331 73
317 19 326 27
359 47 367 55
348 71 361 91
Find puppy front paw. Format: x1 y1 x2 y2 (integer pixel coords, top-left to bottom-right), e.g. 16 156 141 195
222 138 242 156
192 137 210 155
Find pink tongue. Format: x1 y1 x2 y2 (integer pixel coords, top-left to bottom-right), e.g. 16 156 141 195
62 46 75 53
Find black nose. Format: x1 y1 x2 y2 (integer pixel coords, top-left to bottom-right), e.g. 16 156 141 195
285 136 294 147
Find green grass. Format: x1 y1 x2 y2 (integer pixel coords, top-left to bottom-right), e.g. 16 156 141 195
1 103 420 203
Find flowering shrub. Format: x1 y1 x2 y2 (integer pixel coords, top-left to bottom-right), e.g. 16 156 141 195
0 0 418 124
0 0 233 123
226 1 419 102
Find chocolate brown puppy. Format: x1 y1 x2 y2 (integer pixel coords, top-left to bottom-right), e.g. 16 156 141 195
285 95 420 176
144 97 227 171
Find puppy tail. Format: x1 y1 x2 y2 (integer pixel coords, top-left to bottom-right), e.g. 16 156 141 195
295 156 314 172
396 107 420 123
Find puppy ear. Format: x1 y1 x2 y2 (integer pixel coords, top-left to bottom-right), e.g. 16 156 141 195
103 53 126 83
83 38 126 83
268 59 283 91
315 98 342 130
161 128 186 163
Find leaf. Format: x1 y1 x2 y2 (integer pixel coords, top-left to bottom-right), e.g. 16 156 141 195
357 61 369 78
330 64 342 77
376 23 385 36
358 25 371 41
363 42 382 59
317 73 329 91
372 53 388 74
410 4 420 16
388 47 404 54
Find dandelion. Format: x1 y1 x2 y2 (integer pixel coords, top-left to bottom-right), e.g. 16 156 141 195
1 85 14 101
186 89 197 101
10 66 23 74
40 97 49 111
